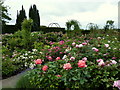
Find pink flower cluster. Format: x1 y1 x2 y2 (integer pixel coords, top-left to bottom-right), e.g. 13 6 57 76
63 63 72 70
113 80 120 89
97 59 117 66
59 40 65 45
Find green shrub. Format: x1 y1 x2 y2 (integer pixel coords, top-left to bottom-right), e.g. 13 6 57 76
21 19 33 49
2 58 17 78
15 71 36 88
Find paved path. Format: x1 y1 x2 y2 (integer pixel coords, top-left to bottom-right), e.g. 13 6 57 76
0 69 30 89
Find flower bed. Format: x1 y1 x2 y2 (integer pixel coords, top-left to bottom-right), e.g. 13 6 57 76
2 30 120 89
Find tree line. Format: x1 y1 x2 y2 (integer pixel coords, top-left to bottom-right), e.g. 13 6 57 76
16 4 40 31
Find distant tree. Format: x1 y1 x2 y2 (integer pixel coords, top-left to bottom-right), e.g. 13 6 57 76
86 23 98 30
15 5 27 30
0 1 11 25
66 20 81 30
29 4 40 31
104 20 114 30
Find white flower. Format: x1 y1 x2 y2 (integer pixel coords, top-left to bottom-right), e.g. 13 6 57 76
29 63 35 69
25 53 28 56
78 44 83 48
62 55 67 59
108 47 111 49
92 47 97 50
98 61 105 66
108 41 111 43
32 49 37 52
25 62 28 67
72 42 76 46
97 37 101 39
114 48 117 50
110 60 117 65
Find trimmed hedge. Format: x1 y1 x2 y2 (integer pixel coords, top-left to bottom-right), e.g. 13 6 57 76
2 25 66 34
2 25 18 34
40 27 66 34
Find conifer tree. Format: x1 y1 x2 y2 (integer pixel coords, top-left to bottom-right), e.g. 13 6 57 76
29 4 40 31
16 5 27 30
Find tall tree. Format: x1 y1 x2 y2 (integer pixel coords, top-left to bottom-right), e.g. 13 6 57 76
15 5 27 30
0 1 11 25
66 20 81 30
29 4 40 31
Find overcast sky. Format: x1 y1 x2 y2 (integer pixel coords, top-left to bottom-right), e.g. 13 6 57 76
4 0 119 29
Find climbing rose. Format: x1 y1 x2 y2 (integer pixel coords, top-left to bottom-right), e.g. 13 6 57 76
113 80 120 89
42 65 48 71
63 63 72 70
34 59 42 64
56 57 61 60
78 60 87 68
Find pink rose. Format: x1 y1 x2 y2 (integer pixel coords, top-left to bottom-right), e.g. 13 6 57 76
82 57 87 61
94 49 99 52
60 52 63 54
63 63 72 70
104 44 109 48
70 57 75 60
47 56 52 60
78 60 87 68
59 41 64 45
112 57 117 59
98 60 105 66
56 57 61 60
56 75 62 77
34 59 42 64
92 47 99 52
113 80 120 89
97 59 103 62
42 65 48 71
82 42 87 45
